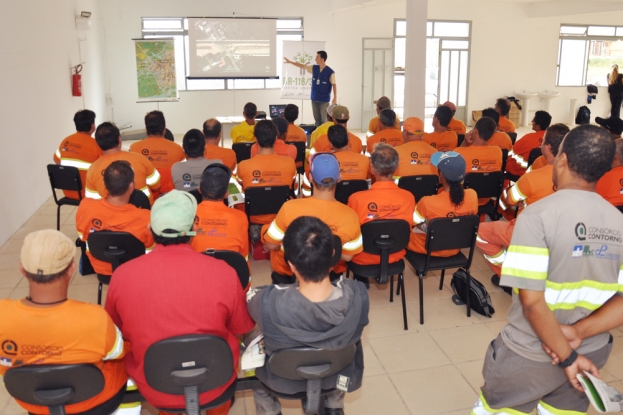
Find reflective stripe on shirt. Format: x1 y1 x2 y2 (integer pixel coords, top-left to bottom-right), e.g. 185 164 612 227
544 280 620 311
146 169 161 186
343 234 363 252
60 158 92 171
266 221 285 242
103 325 124 360
85 188 102 199
502 245 549 281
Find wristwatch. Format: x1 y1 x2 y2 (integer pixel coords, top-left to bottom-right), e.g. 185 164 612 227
558 349 578 368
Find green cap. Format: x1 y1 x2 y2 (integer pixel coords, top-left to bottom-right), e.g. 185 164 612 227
150 190 197 238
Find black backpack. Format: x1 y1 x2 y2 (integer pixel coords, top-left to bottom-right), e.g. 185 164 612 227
450 268 495 317
575 106 591 124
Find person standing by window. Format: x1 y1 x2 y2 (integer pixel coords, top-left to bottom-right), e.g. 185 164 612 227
607 64 623 118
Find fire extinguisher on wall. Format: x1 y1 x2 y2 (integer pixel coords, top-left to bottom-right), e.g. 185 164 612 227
72 64 83 97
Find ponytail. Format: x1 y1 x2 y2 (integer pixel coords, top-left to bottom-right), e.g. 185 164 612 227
448 180 465 207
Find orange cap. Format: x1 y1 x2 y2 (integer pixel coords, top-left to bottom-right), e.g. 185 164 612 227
442 101 456 111
403 117 424 135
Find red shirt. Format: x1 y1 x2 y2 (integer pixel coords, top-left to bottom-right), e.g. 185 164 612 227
105 244 254 408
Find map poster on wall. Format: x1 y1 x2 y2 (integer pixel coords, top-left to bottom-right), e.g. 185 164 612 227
135 39 178 101
280 41 325 100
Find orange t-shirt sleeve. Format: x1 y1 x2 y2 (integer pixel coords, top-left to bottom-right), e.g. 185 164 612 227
342 222 363 256
264 206 288 245
143 158 161 190
413 198 428 225
102 317 126 361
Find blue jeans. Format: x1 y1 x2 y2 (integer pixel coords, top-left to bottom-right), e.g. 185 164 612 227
311 101 329 128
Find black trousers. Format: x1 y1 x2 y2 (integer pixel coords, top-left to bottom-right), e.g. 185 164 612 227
610 92 623 118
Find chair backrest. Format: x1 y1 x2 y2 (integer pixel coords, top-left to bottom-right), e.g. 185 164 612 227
286 141 307 165
87 231 146 273
144 334 233 396
164 128 175 142
189 189 203 204
425 215 479 252
129 189 151 210
5 364 104 415
267 344 357 381
501 149 509 174
244 185 291 224
232 142 254 164
527 147 542 167
203 250 250 289
47 164 82 201
457 134 465 147
331 234 342 267
334 180 369 205
508 132 518 144
398 175 439 202
616 205 623 214
464 171 504 199
360 220 411 283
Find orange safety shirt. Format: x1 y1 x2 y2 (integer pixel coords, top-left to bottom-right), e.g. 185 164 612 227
455 146 503 205
367 116 401 137
129 137 184 194
446 118 466 135
53 132 103 199
367 129 404 152
204 144 237 172
500 164 555 214
498 116 516 133
423 131 458 152
250 140 297 161
313 132 363 154
596 166 623 207
393 140 438 179
506 130 546 177
488 132 513 151
285 124 307 142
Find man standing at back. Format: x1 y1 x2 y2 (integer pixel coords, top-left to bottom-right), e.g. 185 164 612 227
367 109 404 152
130 111 184 194
53 109 102 199
203 118 237 172
506 110 552 177
393 117 437 180
230 102 258 143
105 190 254 415
423 106 458 152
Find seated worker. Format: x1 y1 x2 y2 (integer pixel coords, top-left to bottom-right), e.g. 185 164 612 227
494 98 516 133
171 129 221 191
455 117 503 206
191 164 251 280
77 160 155 275
262 153 363 284
0 230 133 415
478 124 569 292
506 110 552 177
86 122 161 204
443 101 466 134
480 107 513 150
248 216 369 415
596 115 623 139
236 120 296 234
53 109 102 199
328 125 370 180
310 103 337 148
203 118 237 172
367 96 400 137
596 138 623 206
423 106 458 152
366 109 404 152
348 145 415 285
312 105 363 154
129 111 185 194
251 117 297 161
230 102 258 143
393 117 437 180
408 152 478 256
105 190 254 415
283 104 308 142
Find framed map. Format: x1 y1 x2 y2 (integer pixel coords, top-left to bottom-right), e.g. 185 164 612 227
135 39 178 101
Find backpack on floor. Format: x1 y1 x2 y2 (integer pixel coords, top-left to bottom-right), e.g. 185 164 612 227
450 268 495 317
576 106 591 124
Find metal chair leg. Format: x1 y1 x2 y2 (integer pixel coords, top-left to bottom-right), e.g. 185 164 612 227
396 274 401 296
465 269 471 317
98 282 102 305
400 273 408 330
439 269 445 290
56 205 61 231
390 275 394 302
418 272 424 325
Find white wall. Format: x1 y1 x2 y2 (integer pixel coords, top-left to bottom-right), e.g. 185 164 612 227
0 0 106 246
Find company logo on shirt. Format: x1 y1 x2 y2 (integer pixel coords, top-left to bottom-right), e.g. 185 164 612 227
539 138 543 144
447 212 456 218
430 143 437 148
380 138 387 143
253 170 261 177
183 173 192 181
411 152 419 158
22 345 63 356
2 340 17 356
142 149 150 156
194 215 200 225
572 244 621 260
64 141 70 147
619 178 623 186
572 244 584 257
368 202 378 212
575 222 587 240
0 357 12 367
472 159 480 166
92 219 102 229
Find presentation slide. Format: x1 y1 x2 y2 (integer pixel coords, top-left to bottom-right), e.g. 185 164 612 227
188 18 277 78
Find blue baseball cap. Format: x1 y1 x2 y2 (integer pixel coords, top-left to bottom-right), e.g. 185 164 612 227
310 153 340 182
431 151 466 182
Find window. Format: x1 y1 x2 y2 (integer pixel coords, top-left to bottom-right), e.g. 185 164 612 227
557 24 623 86
141 17 303 91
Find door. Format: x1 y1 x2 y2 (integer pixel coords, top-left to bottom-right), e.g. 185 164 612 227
361 38 394 132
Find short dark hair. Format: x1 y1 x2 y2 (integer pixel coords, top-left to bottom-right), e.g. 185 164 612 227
543 123 570 157
203 119 222 139
371 144 399 177
434 106 453 127
534 111 552 130
74 110 96 132
95 122 120 151
255 119 277 148
103 160 134 197
317 51 327 61
328 125 349 149
150 229 190 246
24 261 73 284
283 104 299 123
481 107 500 126
145 111 166 136
183 129 206 158
379 109 396 127
243 102 257 118
495 99 511 116
283 216 332 283
200 164 231 201
272 117 289 138
474 117 496 142
560 125 615 183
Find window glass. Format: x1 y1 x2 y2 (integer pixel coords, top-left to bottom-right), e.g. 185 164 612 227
558 39 588 86
587 26 616 36
560 26 586 35
434 22 469 38
395 20 407 37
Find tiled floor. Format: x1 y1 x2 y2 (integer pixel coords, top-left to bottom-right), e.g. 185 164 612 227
2 126 621 415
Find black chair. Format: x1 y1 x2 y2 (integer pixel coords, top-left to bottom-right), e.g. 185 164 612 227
47 164 82 230
188 189 202 204
398 175 440 202
87 231 146 305
144 335 235 415
331 234 343 268
464 171 505 220
202 249 250 289
508 132 517 145
404 215 480 324
457 134 465 147
334 180 369 205
286 141 307 175
616 205 623 214
244 185 291 225
501 149 509 176
527 147 542 168
259 344 357 415
129 189 151 210
4 364 125 415
164 128 175 142
345 220 411 330
232 142 254 164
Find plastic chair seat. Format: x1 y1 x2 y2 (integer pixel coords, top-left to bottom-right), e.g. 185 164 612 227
347 260 405 280
57 197 81 207
405 250 468 273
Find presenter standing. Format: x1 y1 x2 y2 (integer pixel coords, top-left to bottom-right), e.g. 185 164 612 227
285 51 336 127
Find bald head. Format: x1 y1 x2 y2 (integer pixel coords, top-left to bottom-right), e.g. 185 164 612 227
202 118 222 141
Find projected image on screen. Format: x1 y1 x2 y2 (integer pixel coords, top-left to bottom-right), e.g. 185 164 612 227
188 18 277 78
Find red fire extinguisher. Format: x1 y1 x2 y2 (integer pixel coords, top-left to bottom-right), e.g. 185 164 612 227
72 64 83 97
